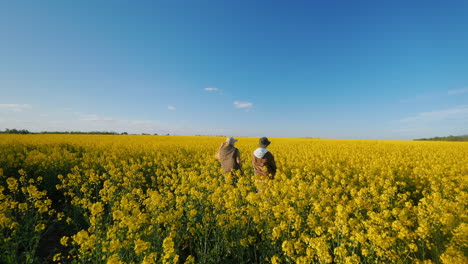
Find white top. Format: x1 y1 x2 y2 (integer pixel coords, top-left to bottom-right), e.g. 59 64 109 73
253 148 269 158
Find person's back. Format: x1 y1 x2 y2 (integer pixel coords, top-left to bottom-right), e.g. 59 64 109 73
252 137 277 179
218 144 241 173
216 137 242 174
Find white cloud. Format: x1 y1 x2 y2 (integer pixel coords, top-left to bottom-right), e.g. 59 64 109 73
391 105 468 139
233 101 253 109
0 104 32 112
399 105 468 123
168 105 176 111
448 87 468 95
399 87 468 103
204 87 219 92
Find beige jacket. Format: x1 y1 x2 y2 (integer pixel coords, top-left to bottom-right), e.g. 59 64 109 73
216 145 241 173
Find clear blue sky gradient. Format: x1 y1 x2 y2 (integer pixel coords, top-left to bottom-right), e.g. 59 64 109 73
1 0 467 139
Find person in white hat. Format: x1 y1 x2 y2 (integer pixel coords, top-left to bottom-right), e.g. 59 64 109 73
215 137 242 184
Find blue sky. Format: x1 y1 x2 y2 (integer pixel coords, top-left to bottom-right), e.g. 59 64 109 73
0 0 467 139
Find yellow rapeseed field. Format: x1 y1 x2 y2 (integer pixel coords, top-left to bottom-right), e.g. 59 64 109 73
0 134 467 263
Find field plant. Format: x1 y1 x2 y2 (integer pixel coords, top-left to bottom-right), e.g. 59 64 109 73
0 135 467 263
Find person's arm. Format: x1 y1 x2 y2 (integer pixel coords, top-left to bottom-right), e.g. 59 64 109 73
271 154 277 172
236 149 242 167
267 152 277 177
215 142 226 159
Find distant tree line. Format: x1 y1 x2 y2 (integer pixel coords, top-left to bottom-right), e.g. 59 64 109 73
414 135 468 141
0 128 32 134
0 129 165 135
39 131 120 135
0 129 119 135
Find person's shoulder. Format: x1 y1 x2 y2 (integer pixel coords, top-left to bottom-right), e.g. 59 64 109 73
251 151 257 159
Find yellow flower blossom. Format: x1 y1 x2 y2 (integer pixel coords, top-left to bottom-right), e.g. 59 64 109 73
0 134 467 264
60 236 69 247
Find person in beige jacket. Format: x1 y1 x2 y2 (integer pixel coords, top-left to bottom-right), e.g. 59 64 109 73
215 137 242 184
252 137 277 179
